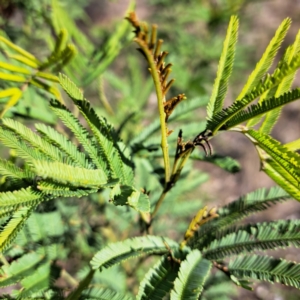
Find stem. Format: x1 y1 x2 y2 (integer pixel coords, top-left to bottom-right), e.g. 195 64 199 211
0 254 9 266
151 190 167 219
152 145 194 220
61 269 79 288
135 39 171 184
99 77 114 115
66 269 96 300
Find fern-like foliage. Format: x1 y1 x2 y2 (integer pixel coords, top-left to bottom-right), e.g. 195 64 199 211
79 288 133 300
0 205 36 252
247 129 300 200
237 18 291 101
207 15 238 119
0 252 44 288
0 30 75 117
0 74 150 254
170 249 212 300
252 29 300 131
200 15 300 205
201 219 300 260
137 248 189 300
228 255 300 289
189 186 290 248
224 88 300 129
90 236 179 270
204 17 300 137
2 9 300 300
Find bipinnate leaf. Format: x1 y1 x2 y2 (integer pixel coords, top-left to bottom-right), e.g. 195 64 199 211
170 249 212 300
0 157 32 182
246 129 300 198
202 220 300 260
80 287 133 300
2 118 63 162
59 73 84 100
35 123 89 168
225 88 300 129
137 249 189 300
58 75 135 185
0 187 43 208
258 29 300 133
49 99 107 170
207 50 300 134
285 138 300 152
228 255 300 289
0 87 22 118
237 18 291 101
263 159 300 201
207 15 238 119
33 160 108 188
0 205 35 252
191 186 290 249
111 185 150 213
17 262 51 299
90 236 179 270
0 253 44 287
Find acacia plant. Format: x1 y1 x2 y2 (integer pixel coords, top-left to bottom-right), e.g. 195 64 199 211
0 9 300 300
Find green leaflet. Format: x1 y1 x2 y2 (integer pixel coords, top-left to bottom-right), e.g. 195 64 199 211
190 186 290 249
206 15 238 119
263 160 300 201
90 236 179 270
35 123 90 168
285 138 300 152
205 17 293 135
2 118 64 163
224 88 300 129
170 249 212 300
137 252 183 300
37 180 97 198
17 262 51 299
237 18 291 101
0 252 44 287
202 220 300 260
207 53 300 134
49 100 107 170
111 185 150 213
58 74 134 185
0 187 43 208
247 129 300 188
59 73 84 100
80 287 133 300
0 158 28 181
258 29 300 133
74 99 132 184
33 160 108 188
0 205 35 252
0 126 45 162
228 255 300 289
0 207 19 219
0 36 40 64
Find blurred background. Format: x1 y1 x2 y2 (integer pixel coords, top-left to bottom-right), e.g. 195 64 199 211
1 0 300 299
